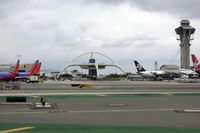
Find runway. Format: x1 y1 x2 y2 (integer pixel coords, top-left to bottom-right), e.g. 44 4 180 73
1 80 200 128
1 96 200 128
1 90 200 96
1 80 200 96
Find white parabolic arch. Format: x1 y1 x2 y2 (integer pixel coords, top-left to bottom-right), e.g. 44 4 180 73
58 52 125 78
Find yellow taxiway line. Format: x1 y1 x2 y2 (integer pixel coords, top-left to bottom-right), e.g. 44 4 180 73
95 93 106 97
24 95 40 98
161 92 174 96
0 127 35 133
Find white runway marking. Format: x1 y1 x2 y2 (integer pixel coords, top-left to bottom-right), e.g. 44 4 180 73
68 108 181 113
184 110 200 113
0 111 48 115
109 104 124 106
1 91 200 96
1 108 200 115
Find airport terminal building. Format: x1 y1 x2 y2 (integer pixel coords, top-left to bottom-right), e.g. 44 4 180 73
0 64 32 72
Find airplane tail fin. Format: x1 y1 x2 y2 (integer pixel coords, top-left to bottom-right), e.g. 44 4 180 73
28 60 39 76
134 60 146 72
13 60 20 74
192 54 199 67
191 54 200 71
35 62 41 74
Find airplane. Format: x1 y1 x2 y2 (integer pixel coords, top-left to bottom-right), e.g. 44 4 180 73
15 60 39 79
134 60 165 78
191 54 200 73
0 60 20 81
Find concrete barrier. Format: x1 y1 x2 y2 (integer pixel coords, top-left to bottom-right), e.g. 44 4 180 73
6 97 26 102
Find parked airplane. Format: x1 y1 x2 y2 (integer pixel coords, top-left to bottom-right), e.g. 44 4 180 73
0 60 20 81
191 54 200 73
134 60 165 77
15 60 39 79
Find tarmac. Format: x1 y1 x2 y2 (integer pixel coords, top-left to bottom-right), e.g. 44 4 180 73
0 80 200 129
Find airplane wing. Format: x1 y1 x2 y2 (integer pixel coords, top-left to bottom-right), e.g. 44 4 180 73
180 69 198 75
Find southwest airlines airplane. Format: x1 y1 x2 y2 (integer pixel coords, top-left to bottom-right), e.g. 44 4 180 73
0 60 20 81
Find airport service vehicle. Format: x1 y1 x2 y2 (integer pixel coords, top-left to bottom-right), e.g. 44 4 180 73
15 60 39 79
0 60 20 81
25 76 39 83
191 54 200 73
134 60 165 77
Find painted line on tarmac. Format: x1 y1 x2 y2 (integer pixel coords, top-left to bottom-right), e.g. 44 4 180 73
68 108 180 113
0 127 34 133
95 93 106 97
161 92 174 96
0 112 48 115
183 109 200 113
61 85 67 88
24 95 40 98
1 91 200 96
109 104 124 106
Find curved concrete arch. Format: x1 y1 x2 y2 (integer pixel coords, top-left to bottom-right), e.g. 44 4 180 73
94 52 117 65
71 52 92 63
94 52 125 74
58 52 125 78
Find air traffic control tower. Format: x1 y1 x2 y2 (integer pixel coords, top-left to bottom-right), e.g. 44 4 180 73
175 20 195 69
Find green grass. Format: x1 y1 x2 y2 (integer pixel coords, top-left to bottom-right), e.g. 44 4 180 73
0 123 200 133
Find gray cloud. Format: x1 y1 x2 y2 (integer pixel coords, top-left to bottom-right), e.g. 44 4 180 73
0 0 198 71
1 0 200 19
0 0 27 19
86 0 200 19
102 35 157 47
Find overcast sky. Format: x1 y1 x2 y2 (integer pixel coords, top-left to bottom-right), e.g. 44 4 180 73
1 0 200 73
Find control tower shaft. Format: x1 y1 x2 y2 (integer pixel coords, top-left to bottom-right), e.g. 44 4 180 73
175 20 195 69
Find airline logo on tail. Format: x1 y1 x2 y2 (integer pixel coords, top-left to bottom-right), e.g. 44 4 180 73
191 54 200 72
0 60 20 81
134 60 146 72
9 60 20 78
34 62 41 75
13 60 20 74
136 63 143 71
27 60 39 76
15 60 40 79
